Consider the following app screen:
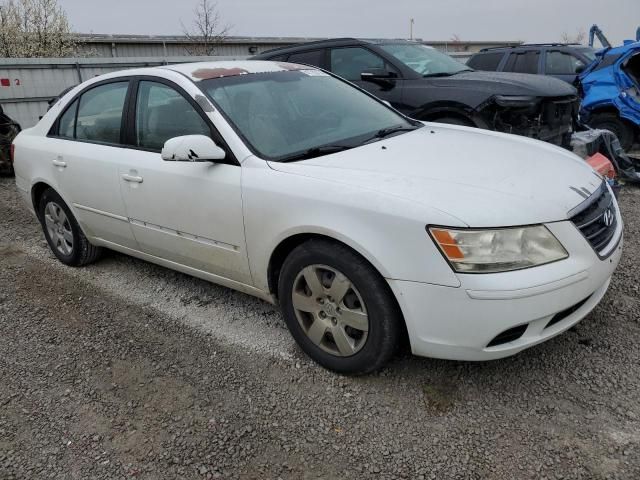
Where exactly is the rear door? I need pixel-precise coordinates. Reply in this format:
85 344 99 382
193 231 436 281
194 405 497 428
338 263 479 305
117 78 251 284
502 50 542 74
47 80 138 249
328 47 403 106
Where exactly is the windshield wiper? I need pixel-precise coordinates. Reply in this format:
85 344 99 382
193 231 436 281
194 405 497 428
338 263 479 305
278 144 354 163
362 125 419 145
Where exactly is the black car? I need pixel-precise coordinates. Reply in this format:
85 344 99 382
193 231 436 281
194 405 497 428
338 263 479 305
467 43 598 84
254 38 579 148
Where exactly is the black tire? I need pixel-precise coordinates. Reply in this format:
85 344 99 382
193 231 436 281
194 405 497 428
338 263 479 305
431 116 475 127
38 188 102 267
588 112 636 151
278 239 403 375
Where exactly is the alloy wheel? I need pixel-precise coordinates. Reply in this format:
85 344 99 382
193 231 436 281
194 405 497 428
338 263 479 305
291 264 369 357
44 201 73 256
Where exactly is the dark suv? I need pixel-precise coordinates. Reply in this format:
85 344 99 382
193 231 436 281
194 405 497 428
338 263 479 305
254 38 579 148
467 44 598 84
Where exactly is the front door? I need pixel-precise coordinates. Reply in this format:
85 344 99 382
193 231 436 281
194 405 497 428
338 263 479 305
118 79 251 284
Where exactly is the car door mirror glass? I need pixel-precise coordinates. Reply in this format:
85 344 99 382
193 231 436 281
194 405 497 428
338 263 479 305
161 135 226 162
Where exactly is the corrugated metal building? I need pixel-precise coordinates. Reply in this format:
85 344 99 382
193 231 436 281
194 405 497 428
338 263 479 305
74 34 521 58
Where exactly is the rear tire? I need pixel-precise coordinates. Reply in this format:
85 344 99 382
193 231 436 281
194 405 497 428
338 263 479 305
38 188 102 267
278 239 403 375
588 112 636 151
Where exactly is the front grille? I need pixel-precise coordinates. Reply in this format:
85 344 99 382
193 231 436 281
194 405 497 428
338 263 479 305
487 324 528 348
569 183 618 255
544 295 592 329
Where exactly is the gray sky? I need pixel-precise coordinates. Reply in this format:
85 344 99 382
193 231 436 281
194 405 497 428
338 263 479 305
58 0 639 45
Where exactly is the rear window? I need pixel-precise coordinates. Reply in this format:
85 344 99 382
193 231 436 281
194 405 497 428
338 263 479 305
467 52 504 71
504 51 540 74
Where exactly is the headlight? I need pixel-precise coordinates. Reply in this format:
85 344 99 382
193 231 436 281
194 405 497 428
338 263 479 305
428 225 568 273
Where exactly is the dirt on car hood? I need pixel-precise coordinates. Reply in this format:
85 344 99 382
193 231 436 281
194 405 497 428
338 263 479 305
268 124 603 227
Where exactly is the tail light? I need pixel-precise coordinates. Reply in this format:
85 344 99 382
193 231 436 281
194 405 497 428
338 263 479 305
10 143 15 164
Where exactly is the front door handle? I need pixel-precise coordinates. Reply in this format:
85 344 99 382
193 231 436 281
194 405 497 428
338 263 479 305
122 174 144 183
52 159 67 168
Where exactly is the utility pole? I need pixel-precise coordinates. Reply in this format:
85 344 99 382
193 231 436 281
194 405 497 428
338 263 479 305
409 18 415 40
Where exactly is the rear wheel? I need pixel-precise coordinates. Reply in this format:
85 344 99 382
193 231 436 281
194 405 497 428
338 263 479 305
588 112 636 151
38 188 102 266
278 239 403 375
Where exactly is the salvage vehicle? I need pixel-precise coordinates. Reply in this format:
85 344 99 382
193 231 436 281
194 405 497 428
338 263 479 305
578 40 640 151
0 105 21 176
467 43 597 84
254 39 579 149
13 61 623 374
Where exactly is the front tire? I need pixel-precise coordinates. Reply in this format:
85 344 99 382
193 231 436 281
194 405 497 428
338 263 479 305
38 188 102 266
278 239 403 375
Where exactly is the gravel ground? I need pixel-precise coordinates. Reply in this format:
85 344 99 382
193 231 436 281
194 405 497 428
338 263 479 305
1 176 639 480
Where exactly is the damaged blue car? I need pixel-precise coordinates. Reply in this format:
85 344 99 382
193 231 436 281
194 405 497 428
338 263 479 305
579 40 640 151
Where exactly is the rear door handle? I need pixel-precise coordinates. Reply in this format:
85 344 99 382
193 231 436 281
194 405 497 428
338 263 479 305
122 174 143 183
52 159 66 168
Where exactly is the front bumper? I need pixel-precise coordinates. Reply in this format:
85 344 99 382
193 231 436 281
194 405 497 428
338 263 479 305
389 216 623 361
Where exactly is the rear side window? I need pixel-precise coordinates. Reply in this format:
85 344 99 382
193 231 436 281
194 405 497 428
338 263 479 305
75 82 129 144
545 51 585 75
504 51 540 74
135 81 210 151
57 99 78 138
467 52 504 71
330 47 385 81
287 50 325 68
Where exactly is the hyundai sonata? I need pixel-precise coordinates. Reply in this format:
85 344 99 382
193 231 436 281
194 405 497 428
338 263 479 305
13 61 623 374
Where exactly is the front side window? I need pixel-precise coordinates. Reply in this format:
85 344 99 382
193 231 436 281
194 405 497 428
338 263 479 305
135 81 210 151
330 47 385 81
75 82 128 144
380 44 471 77
545 51 586 75
504 51 540 74
200 70 419 161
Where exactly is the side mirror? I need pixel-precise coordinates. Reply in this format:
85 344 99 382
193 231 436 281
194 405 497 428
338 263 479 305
575 65 586 74
360 68 395 82
161 135 226 162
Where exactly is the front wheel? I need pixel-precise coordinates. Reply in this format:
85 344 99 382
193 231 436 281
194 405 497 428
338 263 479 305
588 112 636 151
278 239 403 375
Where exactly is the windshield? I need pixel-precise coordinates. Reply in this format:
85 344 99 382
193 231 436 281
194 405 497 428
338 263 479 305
199 70 418 161
380 44 471 76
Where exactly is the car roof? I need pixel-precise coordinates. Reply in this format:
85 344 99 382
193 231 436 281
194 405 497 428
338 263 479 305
160 60 315 81
254 38 417 57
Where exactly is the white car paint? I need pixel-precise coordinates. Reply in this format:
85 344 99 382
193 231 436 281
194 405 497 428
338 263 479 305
13 61 623 362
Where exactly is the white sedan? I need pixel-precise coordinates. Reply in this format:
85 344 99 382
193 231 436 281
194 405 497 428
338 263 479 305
13 61 623 374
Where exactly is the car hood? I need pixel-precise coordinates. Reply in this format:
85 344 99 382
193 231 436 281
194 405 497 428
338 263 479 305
427 70 577 98
267 125 602 227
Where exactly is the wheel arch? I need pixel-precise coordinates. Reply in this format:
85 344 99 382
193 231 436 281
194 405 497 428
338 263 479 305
415 102 478 125
267 231 389 301
31 181 54 219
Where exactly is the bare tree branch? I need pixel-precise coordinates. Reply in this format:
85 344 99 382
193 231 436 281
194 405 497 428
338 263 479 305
560 28 587 44
181 0 230 56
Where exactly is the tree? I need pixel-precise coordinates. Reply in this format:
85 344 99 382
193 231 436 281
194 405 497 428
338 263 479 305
0 0 76 57
182 0 230 56
560 28 587 44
